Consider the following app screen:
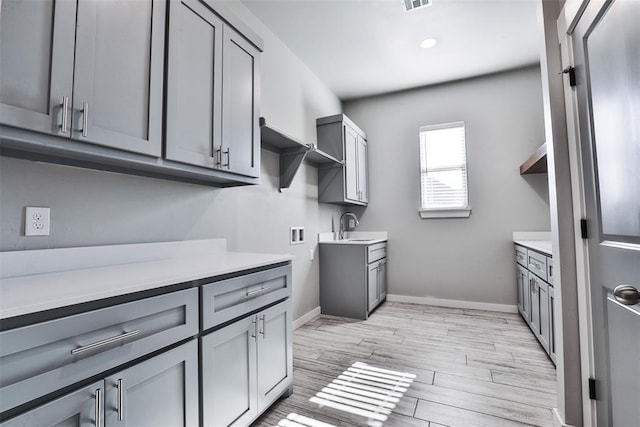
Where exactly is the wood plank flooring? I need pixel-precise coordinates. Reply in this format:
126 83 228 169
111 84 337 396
252 301 556 427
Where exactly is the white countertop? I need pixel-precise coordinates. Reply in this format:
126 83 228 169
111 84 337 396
0 240 292 320
318 231 388 245
514 240 552 256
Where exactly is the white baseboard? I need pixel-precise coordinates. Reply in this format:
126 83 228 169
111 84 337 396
552 408 575 427
293 306 321 330
386 294 518 313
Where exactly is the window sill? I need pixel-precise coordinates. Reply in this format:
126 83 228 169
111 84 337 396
419 207 471 219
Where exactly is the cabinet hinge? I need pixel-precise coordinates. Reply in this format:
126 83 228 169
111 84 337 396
580 219 589 239
588 378 597 400
561 66 577 87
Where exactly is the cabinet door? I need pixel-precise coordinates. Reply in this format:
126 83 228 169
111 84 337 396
367 263 379 312
165 0 223 169
357 135 368 203
104 340 198 427
344 124 360 202
0 0 75 136
256 301 292 412
0 381 103 427
521 266 531 322
529 273 540 336
548 285 556 361
378 259 387 301
538 280 550 353
201 316 257 427
222 26 261 178
72 0 165 156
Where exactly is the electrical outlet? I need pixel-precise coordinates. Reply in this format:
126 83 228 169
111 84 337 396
25 207 50 236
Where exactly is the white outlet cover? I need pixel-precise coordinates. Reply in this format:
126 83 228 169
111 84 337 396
25 207 50 236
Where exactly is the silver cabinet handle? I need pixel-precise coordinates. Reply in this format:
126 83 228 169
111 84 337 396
251 317 257 339
223 148 230 168
613 284 640 306
215 148 222 168
117 379 124 421
71 330 140 355
95 388 102 427
246 286 271 297
549 266 553 277
259 314 266 338
61 97 69 133
81 102 89 137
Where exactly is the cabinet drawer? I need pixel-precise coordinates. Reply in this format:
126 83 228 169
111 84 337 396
0 288 198 414
202 265 291 330
527 250 547 281
515 245 527 267
547 256 554 285
367 243 387 263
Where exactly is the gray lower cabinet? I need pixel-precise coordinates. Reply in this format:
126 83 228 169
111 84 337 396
320 242 387 320
515 244 555 363
317 114 368 206
166 0 260 178
1 341 198 427
0 0 165 156
0 381 104 427
201 299 292 427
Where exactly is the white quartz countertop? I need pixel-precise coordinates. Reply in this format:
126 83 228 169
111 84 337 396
0 240 292 320
514 240 552 256
318 231 388 245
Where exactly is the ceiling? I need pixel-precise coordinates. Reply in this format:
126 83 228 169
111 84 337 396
241 0 542 100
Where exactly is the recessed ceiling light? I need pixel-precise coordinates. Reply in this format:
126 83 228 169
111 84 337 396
420 38 438 49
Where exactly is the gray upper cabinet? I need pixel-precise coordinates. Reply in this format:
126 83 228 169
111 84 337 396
0 0 76 137
166 1 260 178
0 0 165 156
72 0 165 156
165 0 223 169
0 381 103 427
222 26 261 178
317 114 369 206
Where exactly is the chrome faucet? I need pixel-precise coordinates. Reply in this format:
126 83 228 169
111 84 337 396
338 212 359 240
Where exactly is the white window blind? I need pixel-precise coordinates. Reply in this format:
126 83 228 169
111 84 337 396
419 122 470 218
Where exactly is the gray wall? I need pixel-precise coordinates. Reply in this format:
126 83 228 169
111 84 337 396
0 1 343 321
344 65 550 306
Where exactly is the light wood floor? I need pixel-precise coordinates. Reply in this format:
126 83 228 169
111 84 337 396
252 301 557 427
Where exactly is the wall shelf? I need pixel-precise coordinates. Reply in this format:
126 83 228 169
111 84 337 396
260 117 342 191
520 143 548 174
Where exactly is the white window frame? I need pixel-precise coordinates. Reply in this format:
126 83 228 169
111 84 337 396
418 121 471 219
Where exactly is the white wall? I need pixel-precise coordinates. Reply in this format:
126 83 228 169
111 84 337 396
0 0 343 321
344 65 550 306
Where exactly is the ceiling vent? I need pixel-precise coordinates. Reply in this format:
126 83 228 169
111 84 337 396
402 0 432 12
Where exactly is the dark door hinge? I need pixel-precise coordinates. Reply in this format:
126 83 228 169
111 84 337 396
588 378 597 400
580 219 589 239
561 66 577 87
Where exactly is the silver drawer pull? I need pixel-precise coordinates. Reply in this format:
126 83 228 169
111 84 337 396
61 96 69 133
71 330 140 355
117 378 124 421
246 286 271 297
259 314 266 338
81 101 89 137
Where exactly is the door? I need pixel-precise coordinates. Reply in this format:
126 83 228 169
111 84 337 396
378 259 387 301
572 0 640 425
0 0 76 136
256 301 292 411
201 315 257 427
165 0 223 169
344 124 360 202
529 272 540 336
538 280 550 353
367 262 379 312
0 381 103 427
357 135 368 203
72 0 165 156
222 26 261 178
104 341 198 427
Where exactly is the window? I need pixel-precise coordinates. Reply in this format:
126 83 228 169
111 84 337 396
419 122 470 218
